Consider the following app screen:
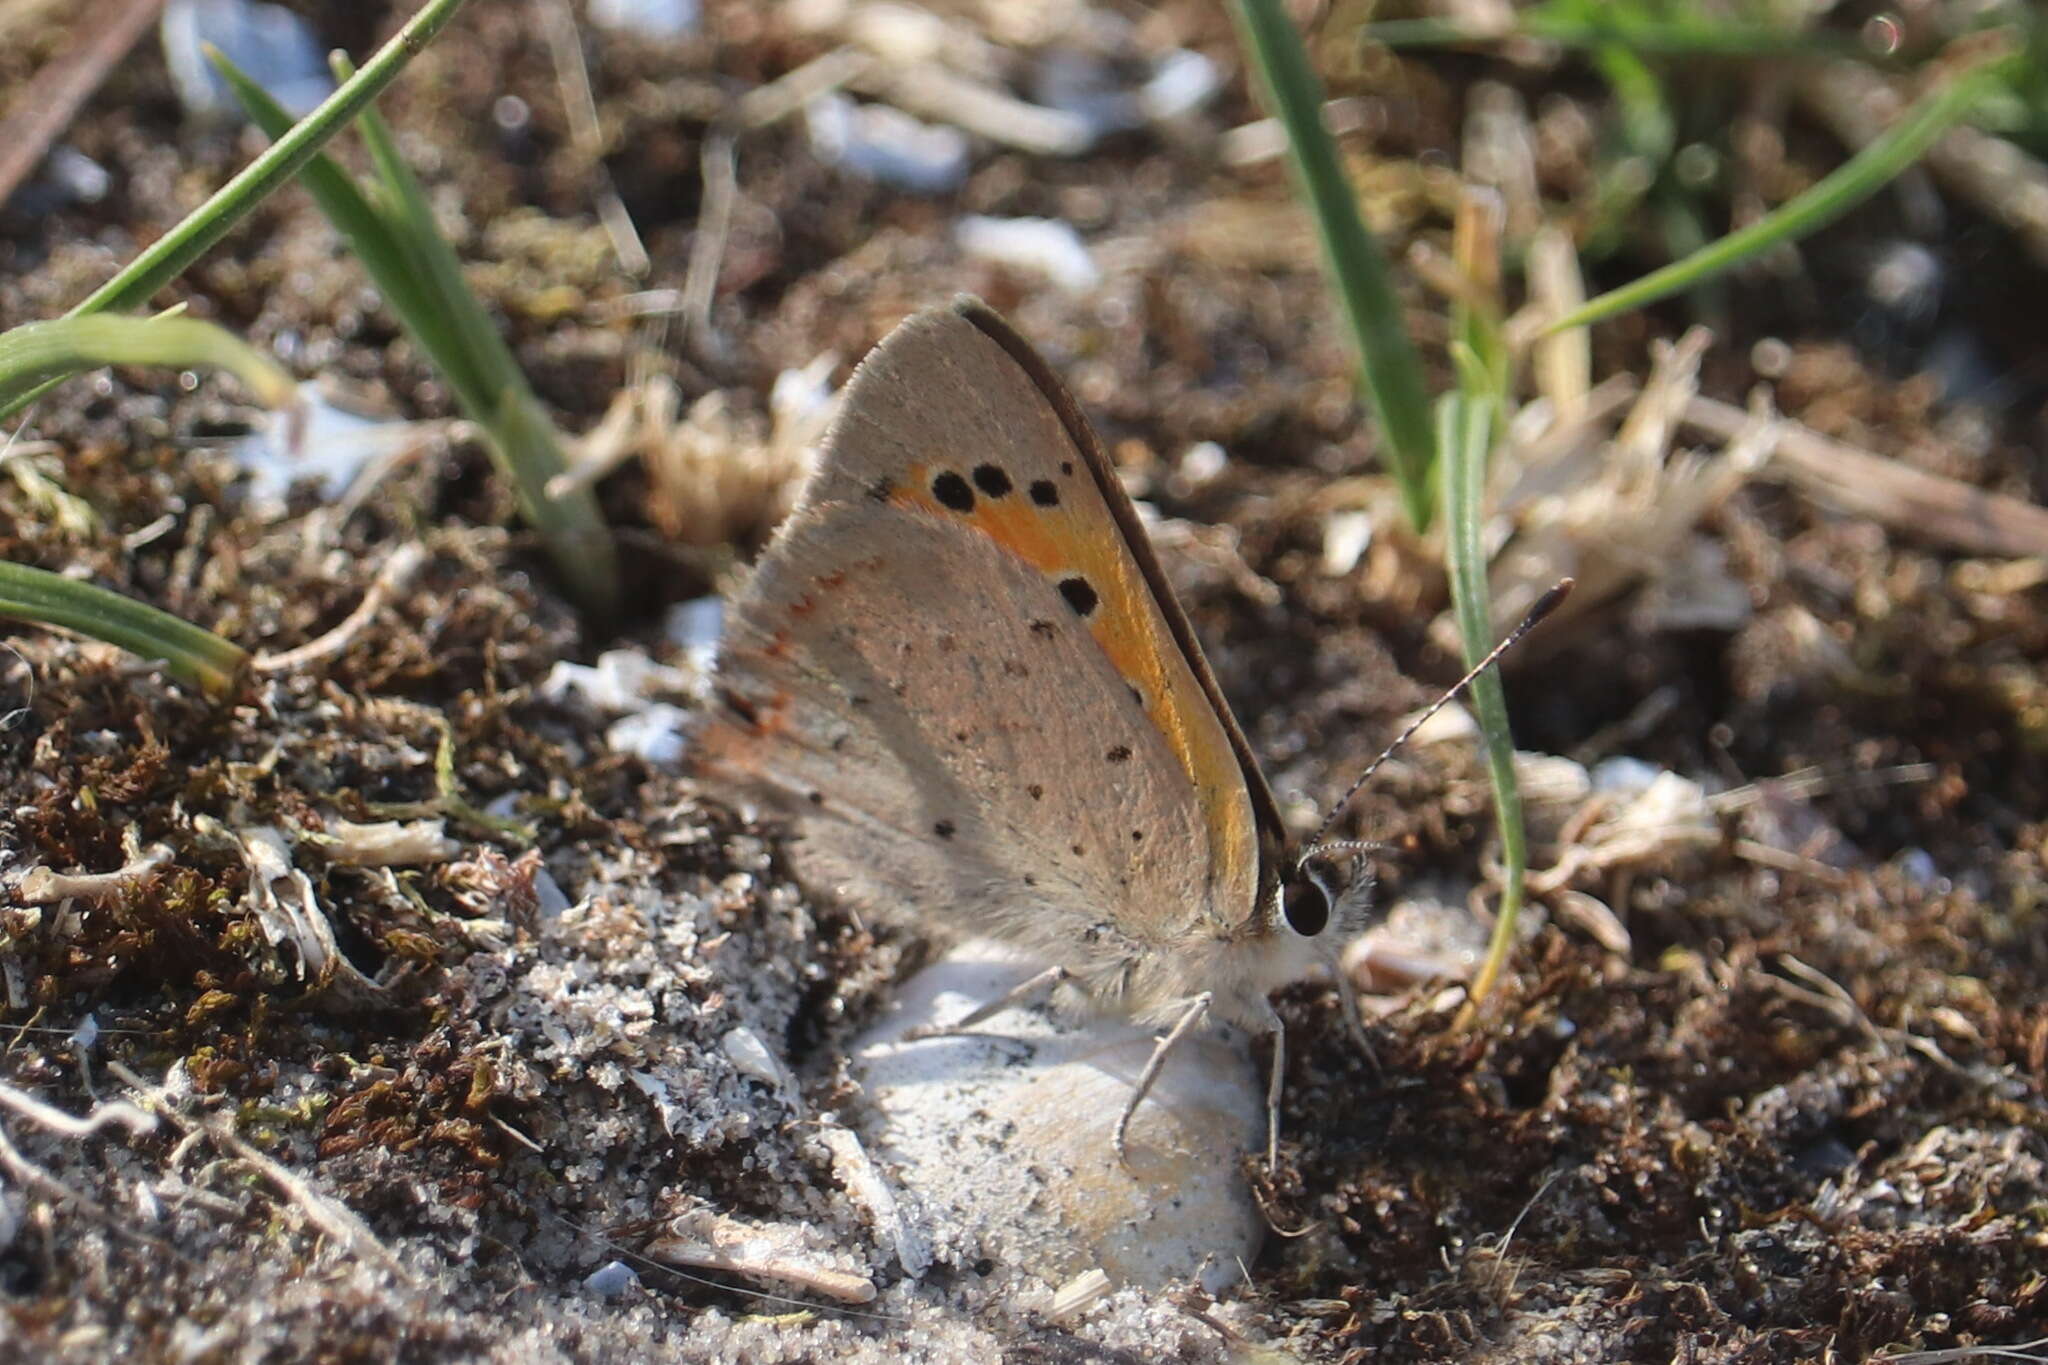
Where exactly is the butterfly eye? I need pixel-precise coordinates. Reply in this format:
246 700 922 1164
1282 876 1330 937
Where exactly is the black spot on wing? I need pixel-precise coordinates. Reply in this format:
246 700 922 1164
932 471 974 511
972 464 1013 497
1106 745 1132 763
1058 576 1099 617
1029 479 1059 507
934 820 956 839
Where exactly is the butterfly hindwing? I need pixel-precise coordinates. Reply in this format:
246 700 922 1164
696 302 1280 1007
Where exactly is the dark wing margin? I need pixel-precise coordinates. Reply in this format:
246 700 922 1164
951 296 1292 905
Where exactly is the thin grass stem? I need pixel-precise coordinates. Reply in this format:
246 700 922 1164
0 315 296 411
1436 386 1530 1017
0 0 475 425
1551 50 2018 333
1231 0 1438 528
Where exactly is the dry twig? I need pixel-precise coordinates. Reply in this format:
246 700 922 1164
0 0 164 208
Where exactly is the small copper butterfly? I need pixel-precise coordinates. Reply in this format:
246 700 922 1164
695 297 1561 1161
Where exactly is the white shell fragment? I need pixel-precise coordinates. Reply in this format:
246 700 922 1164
319 818 458 869
231 387 420 507
851 942 1264 1295
720 1026 798 1100
605 705 692 766
542 651 695 714
816 1125 931 1278
581 1260 640 1298
541 650 699 765
954 216 1101 294
646 1209 878 1304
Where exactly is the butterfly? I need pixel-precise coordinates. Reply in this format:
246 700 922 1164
693 297 1561 1163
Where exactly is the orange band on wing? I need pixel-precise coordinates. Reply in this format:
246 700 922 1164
889 464 1254 894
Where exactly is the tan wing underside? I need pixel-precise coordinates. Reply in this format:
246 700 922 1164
695 308 1261 972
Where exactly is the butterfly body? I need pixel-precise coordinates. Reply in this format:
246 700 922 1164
696 299 1372 1153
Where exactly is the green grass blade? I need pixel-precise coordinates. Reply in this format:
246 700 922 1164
1368 10 1859 60
1436 389 1530 1013
0 0 475 425
1230 0 1438 529
215 47 619 613
345 64 519 421
209 52 454 346
1450 195 1511 413
68 0 470 323
1552 50 2018 333
343 59 619 614
0 314 296 410
0 561 247 698
481 382 622 614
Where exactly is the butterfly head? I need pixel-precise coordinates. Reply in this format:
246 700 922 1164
1201 839 1382 1032
1274 839 1383 944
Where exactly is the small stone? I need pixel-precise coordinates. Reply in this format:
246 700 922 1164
665 597 725 672
231 387 412 508
807 93 971 196
1591 755 1662 795
607 704 691 766
44 148 110 206
851 941 1264 1295
582 1259 639 1297
1141 50 1222 123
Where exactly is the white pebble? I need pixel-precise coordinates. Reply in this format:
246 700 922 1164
606 704 691 767
161 0 333 122
1320 510 1374 576
582 1260 640 1297
851 941 1263 1294
665 597 726 671
1178 441 1228 488
1590 755 1663 795
587 0 698 40
1142 50 1222 123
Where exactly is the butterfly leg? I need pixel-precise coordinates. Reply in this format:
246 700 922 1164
1333 956 1379 1075
1112 992 1212 1166
907 964 1071 1041
1259 999 1286 1170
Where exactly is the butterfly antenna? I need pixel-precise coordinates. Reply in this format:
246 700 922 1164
1305 578 1574 851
